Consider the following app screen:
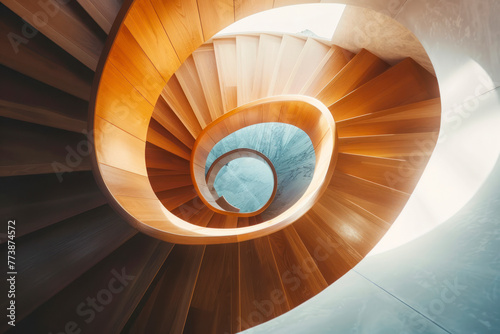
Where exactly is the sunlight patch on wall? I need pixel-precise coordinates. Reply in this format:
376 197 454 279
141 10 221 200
216 4 346 40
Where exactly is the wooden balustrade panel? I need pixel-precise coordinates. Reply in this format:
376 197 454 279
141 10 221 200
198 0 235 40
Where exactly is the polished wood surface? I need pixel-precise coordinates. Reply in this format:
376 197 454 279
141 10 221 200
126 244 205 333
0 171 106 240
183 243 239 334
269 35 306 95
239 237 290 331
301 46 353 96
192 45 225 120
284 38 331 94
336 98 441 136
329 58 440 121
214 38 238 112
0 205 137 330
162 75 203 137
76 0 122 33
0 65 88 132
0 117 92 176
13 234 172 334
147 118 192 160
269 226 328 308
175 55 213 127
152 96 196 149
316 48 389 107
251 34 282 100
236 35 259 106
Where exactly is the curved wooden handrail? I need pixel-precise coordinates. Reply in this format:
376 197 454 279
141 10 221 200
205 148 278 216
191 95 335 218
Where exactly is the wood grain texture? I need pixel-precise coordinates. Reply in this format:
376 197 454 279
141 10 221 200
171 197 207 221
269 226 328 308
239 237 290 331
150 0 204 63
152 96 196 149
316 48 389 107
0 117 91 176
149 174 193 193
251 34 282 100
2 0 106 70
335 153 421 193
236 35 259 106
0 5 94 100
198 0 234 40
108 24 166 105
147 118 192 160
0 205 137 331
214 38 238 112
175 55 213 128
145 142 191 171
273 0 320 7
336 98 441 137
96 61 153 141
293 211 363 284
99 163 158 199
0 65 88 132
157 185 199 211
268 35 306 95
0 171 106 240
95 116 147 176
123 0 181 82
283 38 331 94
183 243 239 334
328 171 410 222
12 234 172 334
207 213 239 228
192 45 225 121
235 0 273 20
76 0 122 33
126 244 205 334
311 187 391 256
329 57 440 121
162 75 203 138
188 205 216 227
300 46 353 96
338 132 438 159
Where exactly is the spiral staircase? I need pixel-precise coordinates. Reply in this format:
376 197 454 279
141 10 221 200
1 1 442 333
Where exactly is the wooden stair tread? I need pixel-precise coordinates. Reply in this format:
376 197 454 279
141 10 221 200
126 244 205 333
316 48 389 107
13 234 173 333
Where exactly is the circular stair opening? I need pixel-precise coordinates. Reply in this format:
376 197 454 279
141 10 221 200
213 157 274 213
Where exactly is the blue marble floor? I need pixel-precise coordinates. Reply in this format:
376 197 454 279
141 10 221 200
206 122 316 218
213 157 274 213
